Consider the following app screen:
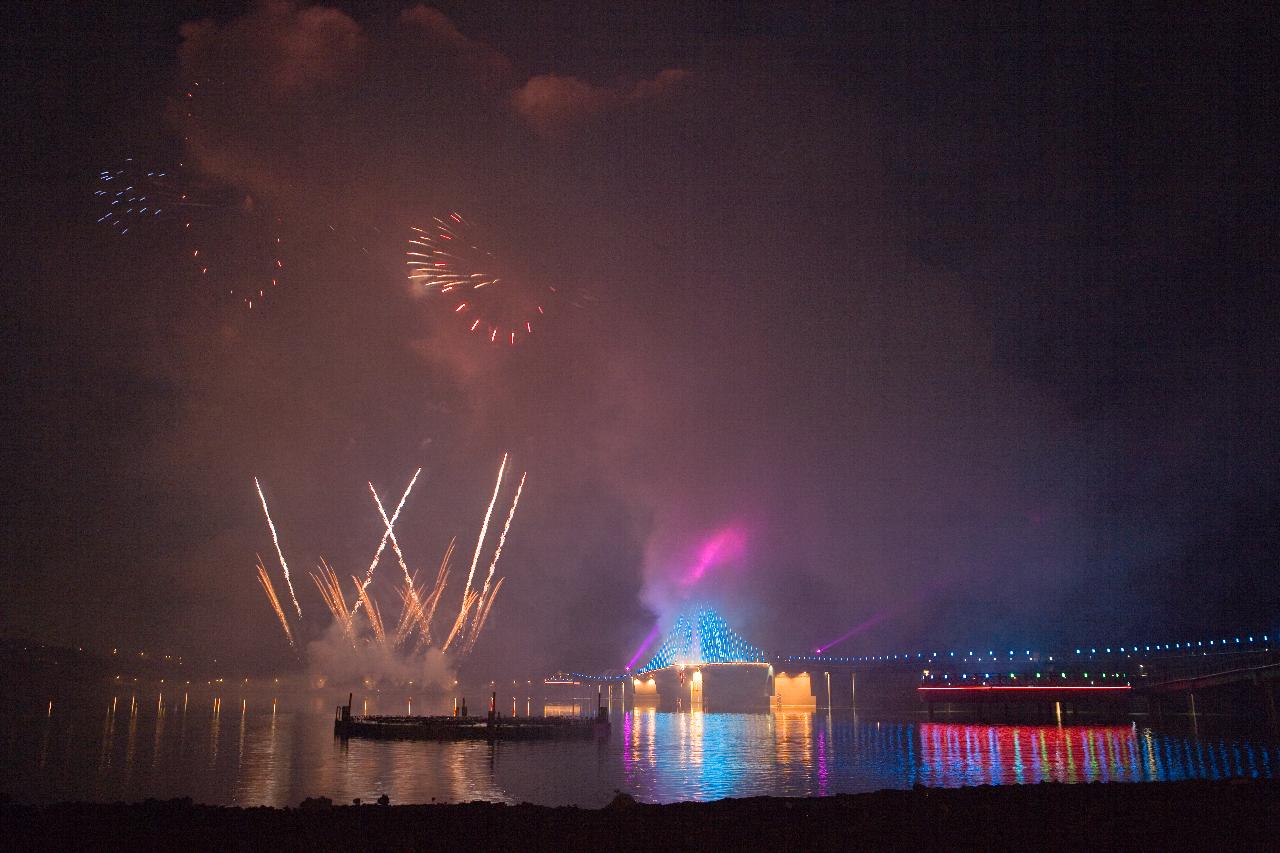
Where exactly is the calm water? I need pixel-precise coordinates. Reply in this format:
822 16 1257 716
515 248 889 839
3 688 1276 807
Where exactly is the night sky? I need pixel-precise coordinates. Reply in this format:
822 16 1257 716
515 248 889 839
5 2 1278 678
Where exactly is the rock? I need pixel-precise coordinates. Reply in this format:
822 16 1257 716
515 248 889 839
605 791 637 810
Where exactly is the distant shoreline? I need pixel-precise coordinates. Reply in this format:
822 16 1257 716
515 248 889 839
3 780 1278 851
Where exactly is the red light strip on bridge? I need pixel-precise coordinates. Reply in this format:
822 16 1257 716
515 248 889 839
917 685 1131 692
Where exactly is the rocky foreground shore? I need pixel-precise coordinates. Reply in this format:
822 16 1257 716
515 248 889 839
3 780 1278 851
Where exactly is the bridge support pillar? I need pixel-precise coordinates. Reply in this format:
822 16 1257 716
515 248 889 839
1263 681 1277 729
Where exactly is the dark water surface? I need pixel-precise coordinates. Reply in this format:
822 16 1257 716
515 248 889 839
3 687 1276 807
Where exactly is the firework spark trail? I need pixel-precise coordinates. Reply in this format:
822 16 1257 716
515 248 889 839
353 575 388 650
394 574 424 647
472 470 526 635
442 591 480 652
369 482 417 588
393 569 433 647
95 159 287 310
458 454 507 621
311 558 354 642
465 577 505 654
369 480 424 643
255 478 302 618
256 558 295 649
415 538 455 651
405 216 557 345
352 468 421 616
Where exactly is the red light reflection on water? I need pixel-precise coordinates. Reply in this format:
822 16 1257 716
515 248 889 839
918 724 1144 786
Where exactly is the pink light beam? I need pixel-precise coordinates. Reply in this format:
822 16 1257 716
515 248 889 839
678 525 747 588
625 621 663 671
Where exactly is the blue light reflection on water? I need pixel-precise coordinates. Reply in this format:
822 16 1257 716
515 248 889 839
2 691 1276 807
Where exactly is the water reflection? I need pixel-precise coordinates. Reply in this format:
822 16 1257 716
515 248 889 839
151 694 165 768
97 698 115 771
208 697 221 769
5 690 1276 808
233 700 291 806
123 695 138 776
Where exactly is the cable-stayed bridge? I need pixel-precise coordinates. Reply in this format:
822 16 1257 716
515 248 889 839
552 608 1280 723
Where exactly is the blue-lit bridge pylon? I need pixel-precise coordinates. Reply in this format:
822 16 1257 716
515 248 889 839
635 607 768 673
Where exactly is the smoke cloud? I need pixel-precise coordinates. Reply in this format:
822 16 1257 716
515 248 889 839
306 623 456 690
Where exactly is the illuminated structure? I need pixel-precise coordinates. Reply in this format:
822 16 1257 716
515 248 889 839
561 625 1277 713
636 607 766 673
625 608 775 710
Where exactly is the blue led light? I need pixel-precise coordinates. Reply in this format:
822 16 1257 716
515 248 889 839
635 607 766 673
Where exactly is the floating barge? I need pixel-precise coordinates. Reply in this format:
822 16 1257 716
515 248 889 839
334 697 609 742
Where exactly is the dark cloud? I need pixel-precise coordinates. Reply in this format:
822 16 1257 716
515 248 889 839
397 5 514 91
179 2 366 96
